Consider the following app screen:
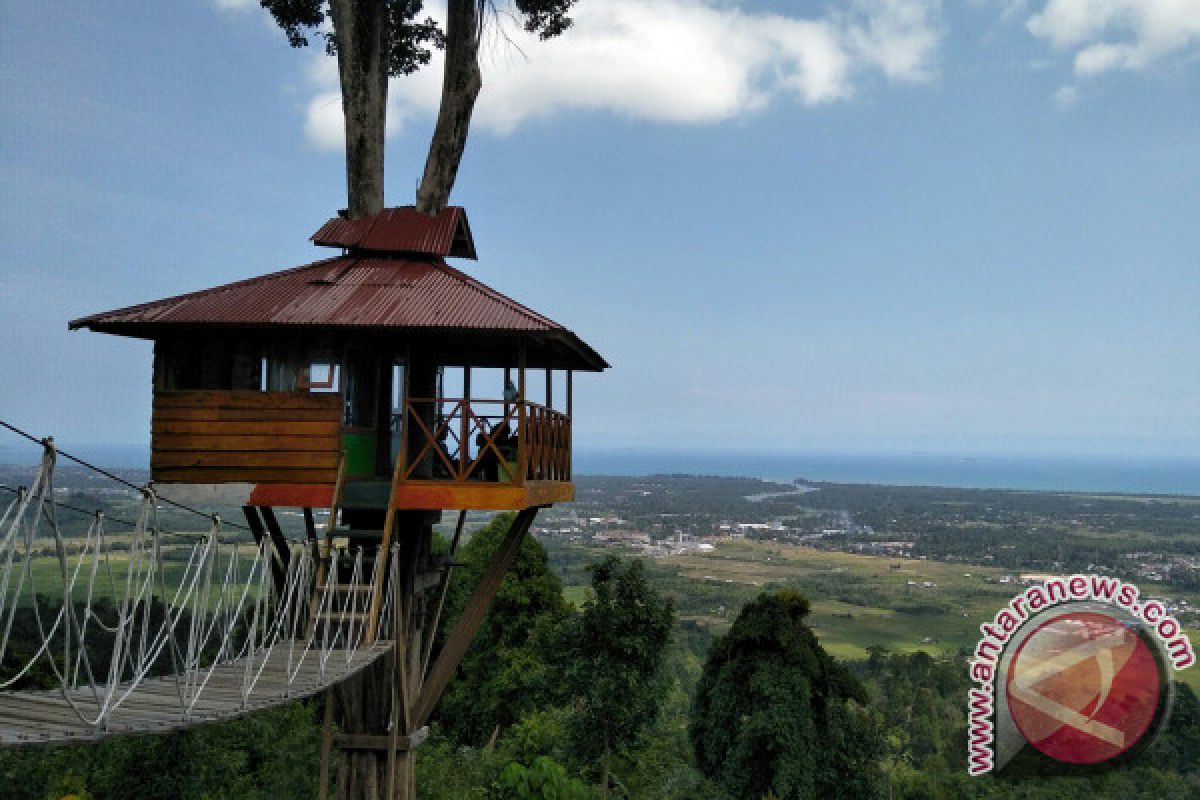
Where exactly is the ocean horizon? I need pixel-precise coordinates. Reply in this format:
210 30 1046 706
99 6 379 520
575 449 1200 496
2 441 1196 497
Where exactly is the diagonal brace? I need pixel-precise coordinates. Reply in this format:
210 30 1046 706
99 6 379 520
413 507 538 728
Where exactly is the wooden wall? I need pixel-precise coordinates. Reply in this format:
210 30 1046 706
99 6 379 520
151 390 341 484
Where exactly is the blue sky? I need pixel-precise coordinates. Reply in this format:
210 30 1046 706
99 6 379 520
1 0 1198 461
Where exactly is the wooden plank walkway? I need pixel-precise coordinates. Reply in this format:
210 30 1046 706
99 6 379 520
0 641 393 747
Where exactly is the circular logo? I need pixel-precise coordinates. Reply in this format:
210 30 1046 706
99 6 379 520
1005 611 1162 764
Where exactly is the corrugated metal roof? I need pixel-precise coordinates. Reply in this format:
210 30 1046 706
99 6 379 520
311 206 476 259
69 256 607 370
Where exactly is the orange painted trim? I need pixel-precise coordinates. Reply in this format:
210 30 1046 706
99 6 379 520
248 483 336 508
389 480 574 511
524 481 574 506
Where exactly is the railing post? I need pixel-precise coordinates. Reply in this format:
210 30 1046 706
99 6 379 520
517 345 527 486
461 367 470 481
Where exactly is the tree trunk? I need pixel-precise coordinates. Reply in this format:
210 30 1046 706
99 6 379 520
415 0 483 215
331 0 389 219
601 745 610 800
332 513 432 800
333 649 397 799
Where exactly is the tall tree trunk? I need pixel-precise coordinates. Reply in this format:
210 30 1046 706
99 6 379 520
331 0 389 219
601 744 610 800
415 0 483 215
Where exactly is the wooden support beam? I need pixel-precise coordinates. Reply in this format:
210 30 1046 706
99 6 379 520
420 510 467 682
260 506 293 586
242 506 286 596
309 456 346 639
335 729 428 752
366 444 408 641
413 507 538 728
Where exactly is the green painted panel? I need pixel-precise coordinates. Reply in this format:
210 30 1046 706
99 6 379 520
342 433 376 478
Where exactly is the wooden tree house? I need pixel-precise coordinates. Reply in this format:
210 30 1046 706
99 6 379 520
70 206 607 798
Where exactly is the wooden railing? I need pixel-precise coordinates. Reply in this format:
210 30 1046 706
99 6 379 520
151 390 342 484
400 398 571 485
524 402 571 482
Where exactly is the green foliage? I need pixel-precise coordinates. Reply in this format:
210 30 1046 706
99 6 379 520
435 513 572 744
260 0 444 76
553 556 676 789
690 589 885 800
415 715 594 800
0 701 320 800
260 0 578 76
497 757 590 800
861 649 1200 800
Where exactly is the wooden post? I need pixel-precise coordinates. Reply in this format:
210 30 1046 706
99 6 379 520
318 688 335 800
385 542 410 800
260 506 293 590
309 455 346 638
461 366 470 480
566 370 573 481
503 366 511 418
545 368 552 410
398 347 411 480
517 344 527 486
242 506 287 596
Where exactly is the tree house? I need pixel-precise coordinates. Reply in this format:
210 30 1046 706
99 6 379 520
70 206 605 511
69 206 607 797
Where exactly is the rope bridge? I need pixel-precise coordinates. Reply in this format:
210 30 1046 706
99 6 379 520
0 440 395 746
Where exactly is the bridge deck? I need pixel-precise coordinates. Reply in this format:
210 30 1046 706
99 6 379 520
0 641 393 747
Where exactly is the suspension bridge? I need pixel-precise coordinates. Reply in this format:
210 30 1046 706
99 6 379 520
0 434 398 746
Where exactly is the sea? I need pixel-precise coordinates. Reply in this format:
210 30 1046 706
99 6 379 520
1 442 1197 497
575 449 1200 497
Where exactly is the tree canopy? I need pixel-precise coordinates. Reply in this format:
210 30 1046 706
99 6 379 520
553 555 676 796
261 0 445 76
690 589 885 800
434 513 572 745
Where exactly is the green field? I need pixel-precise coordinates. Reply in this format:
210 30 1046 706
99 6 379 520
571 540 1200 691
10 544 266 611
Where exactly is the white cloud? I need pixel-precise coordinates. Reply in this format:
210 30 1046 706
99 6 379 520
1025 0 1200 77
212 0 255 9
1053 83 1079 106
844 0 944 83
302 0 943 149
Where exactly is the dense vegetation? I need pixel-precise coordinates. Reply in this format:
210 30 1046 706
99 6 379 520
691 590 883 799
1 513 1197 798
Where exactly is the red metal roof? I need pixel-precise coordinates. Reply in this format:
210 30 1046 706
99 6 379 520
69 256 607 370
311 206 476 259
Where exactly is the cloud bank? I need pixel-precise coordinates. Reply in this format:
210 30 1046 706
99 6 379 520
1025 0 1200 77
302 0 944 149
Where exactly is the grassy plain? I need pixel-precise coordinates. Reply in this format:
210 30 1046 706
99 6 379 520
13 543 266 611
565 539 1200 691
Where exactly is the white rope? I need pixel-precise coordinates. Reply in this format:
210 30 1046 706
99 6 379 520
0 440 396 736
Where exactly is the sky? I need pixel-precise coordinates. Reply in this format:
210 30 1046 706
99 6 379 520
1 0 1198 462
